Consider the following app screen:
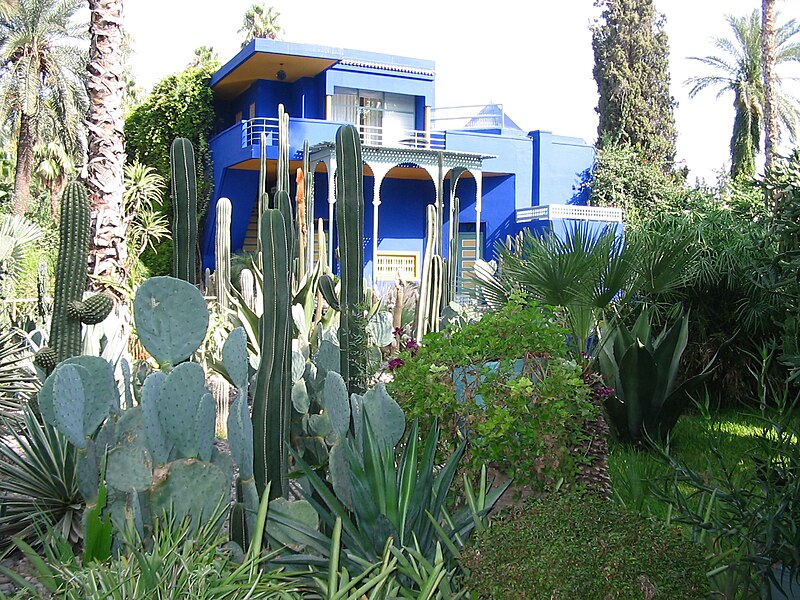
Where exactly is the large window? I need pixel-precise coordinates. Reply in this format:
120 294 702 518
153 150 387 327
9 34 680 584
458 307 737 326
331 88 415 145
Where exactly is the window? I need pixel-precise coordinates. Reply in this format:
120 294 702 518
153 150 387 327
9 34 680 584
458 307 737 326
330 87 416 145
376 251 420 281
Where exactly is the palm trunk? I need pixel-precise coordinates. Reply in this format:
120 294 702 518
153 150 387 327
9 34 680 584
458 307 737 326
85 0 127 295
762 0 778 173
11 113 35 216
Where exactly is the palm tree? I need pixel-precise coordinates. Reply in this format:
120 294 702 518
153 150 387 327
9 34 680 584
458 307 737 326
239 4 281 48
85 0 127 294
0 0 86 216
34 139 75 220
762 0 778 170
686 10 800 179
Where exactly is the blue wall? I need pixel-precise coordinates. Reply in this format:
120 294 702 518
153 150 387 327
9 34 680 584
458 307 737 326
531 131 594 206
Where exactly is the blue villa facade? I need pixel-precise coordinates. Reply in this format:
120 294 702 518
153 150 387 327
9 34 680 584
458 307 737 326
203 39 622 288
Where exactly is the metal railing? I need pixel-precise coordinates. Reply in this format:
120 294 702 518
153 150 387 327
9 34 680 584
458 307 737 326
241 117 445 150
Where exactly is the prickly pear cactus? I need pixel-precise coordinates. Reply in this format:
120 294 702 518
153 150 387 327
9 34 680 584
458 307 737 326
39 277 255 541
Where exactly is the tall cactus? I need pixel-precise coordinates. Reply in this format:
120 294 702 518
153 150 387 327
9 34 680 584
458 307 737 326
37 182 112 370
215 197 232 312
447 196 460 303
252 209 291 500
416 204 444 340
170 138 198 284
335 124 367 395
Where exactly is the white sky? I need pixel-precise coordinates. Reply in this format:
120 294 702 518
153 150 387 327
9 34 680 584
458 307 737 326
125 0 800 183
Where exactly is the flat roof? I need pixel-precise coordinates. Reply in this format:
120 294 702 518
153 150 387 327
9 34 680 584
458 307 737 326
212 39 435 100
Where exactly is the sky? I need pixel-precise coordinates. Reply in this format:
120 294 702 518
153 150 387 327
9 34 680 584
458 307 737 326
124 0 800 183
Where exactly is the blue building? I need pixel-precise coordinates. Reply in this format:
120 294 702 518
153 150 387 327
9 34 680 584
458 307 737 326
203 39 621 288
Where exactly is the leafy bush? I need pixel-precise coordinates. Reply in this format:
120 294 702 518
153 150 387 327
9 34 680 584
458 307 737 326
462 492 709 599
389 300 597 490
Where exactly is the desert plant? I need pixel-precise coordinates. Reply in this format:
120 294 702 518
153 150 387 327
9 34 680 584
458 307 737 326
0 404 81 552
463 492 709 599
598 307 716 444
0 327 40 420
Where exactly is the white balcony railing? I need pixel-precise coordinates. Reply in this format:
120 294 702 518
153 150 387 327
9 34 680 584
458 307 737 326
242 117 445 150
516 204 624 224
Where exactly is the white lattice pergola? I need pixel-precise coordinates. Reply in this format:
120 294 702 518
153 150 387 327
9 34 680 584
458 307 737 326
307 142 492 283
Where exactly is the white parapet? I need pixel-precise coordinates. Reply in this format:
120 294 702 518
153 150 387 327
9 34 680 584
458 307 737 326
516 204 624 224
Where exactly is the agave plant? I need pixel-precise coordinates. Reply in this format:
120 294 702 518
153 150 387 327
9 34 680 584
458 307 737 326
270 417 508 575
0 404 82 552
597 307 715 443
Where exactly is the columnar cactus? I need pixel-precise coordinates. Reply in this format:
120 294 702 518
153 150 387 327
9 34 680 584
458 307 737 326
37 182 113 370
215 197 232 312
252 209 292 500
416 203 444 340
170 138 198 284
335 124 367 395
447 196 460 302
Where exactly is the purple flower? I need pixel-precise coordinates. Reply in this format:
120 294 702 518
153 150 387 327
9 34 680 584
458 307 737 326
593 386 615 399
388 357 404 370
405 339 419 356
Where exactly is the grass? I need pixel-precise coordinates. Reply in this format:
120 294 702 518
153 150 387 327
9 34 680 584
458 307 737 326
608 408 788 519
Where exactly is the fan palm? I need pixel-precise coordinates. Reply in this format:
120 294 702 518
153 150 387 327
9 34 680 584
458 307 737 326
0 328 39 421
239 4 281 48
0 0 87 216
473 222 695 353
34 139 75 220
685 10 800 179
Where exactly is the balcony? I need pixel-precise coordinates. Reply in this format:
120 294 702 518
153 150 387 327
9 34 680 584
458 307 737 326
241 117 445 151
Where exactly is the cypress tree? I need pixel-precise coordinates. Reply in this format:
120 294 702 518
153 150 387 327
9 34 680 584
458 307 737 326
592 0 677 166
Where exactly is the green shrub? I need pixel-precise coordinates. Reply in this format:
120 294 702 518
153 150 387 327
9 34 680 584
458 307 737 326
462 492 709 599
388 300 597 490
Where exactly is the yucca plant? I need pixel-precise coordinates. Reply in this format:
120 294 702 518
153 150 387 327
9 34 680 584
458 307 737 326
0 404 82 553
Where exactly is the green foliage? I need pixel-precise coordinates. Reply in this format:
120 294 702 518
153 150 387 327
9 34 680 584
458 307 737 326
462 492 709 599
598 308 715 444
761 149 800 379
654 410 800 597
6 509 302 599
685 11 800 180
124 61 217 276
0 404 81 552
588 140 687 218
592 0 677 165
0 328 39 419
389 300 598 489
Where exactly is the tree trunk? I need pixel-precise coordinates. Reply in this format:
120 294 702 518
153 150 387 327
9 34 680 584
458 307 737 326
85 0 127 296
762 0 778 172
11 113 35 216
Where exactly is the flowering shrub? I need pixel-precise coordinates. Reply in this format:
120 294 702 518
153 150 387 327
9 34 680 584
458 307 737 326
388 300 598 490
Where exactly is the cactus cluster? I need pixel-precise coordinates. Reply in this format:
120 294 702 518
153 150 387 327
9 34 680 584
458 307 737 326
415 203 445 340
39 276 253 540
170 138 198 284
36 182 113 371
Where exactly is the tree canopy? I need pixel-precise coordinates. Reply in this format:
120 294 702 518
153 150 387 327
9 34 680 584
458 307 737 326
592 0 677 166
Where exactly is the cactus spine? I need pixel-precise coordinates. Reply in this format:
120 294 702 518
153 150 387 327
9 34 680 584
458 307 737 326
335 124 367 395
170 138 198 284
43 182 112 366
215 197 232 312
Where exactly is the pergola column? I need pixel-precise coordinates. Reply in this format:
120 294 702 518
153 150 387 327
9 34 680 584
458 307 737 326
369 164 391 285
468 168 484 261
325 157 336 271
